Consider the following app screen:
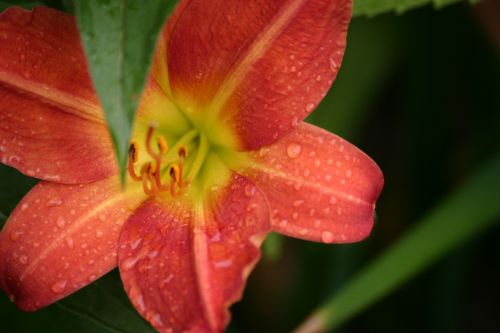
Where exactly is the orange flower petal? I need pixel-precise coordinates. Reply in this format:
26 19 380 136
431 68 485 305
244 123 383 243
0 7 115 183
0 87 116 183
0 177 144 310
0 7 102 122
118 174 270 333
167 0 351 149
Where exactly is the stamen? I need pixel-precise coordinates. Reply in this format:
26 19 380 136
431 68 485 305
157 135 168 154
140 162 156 195
129 127 202 197
128 142 141 181
169 166 180 197
146 124 160 159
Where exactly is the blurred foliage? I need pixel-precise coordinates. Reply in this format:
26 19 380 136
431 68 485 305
353 0 481 16
1 1 499 333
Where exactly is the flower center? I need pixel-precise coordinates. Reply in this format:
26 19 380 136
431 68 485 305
127 124 209 197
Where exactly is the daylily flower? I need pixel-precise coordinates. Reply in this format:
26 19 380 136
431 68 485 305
0 1 383 332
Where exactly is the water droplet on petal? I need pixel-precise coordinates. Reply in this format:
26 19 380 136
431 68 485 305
46 197 63 207
330 57 338 71
121 257 139 271
306 103 315 112
10 231 23 241
329 196 337 205
322 231 334 243
214 259 233 269
19 255 28 264
20 203 29 211
244 184 256 197
287 143 302 158
293 200 304 207
51 280 67 293
56 217 66 228
65 237 74 249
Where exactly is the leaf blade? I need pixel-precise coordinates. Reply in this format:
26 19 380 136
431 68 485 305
73 0 176 182
353 0 480 17
294 153 500 333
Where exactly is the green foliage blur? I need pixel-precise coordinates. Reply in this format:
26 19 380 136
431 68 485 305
1 1 499 332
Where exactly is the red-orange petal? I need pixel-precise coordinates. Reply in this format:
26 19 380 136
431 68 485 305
118 174 270 333
0 7 101 121
0 7 115 183
244 123 383 243
168 0 351 149
0 88 117 183
0 177 144 310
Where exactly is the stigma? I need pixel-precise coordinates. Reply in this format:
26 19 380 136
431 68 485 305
128 125 189 197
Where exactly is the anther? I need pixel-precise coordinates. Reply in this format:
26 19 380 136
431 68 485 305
157 136 168 154
169 166 180 197
128 142 141 181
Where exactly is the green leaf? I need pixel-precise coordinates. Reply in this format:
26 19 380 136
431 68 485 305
293 153 500 333
73 0 176 182
353 0 481 17
1 271 154 333
57 271 155 333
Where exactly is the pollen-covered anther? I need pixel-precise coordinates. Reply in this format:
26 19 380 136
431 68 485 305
128 142 141 181
169 165 181 197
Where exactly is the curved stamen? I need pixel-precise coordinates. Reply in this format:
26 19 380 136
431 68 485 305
169 166 180 197
128 142 142 181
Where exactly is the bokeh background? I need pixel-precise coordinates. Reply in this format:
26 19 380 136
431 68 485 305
1 1 499 332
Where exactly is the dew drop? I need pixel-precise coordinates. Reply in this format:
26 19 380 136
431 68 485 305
56 217 66 228
321 231 334 243
46 197 63 207
293 200 304 207
330 57 338 71
325 174 332 181
96 230 103 237
10 230 23 241
292 212 299 220
287 143 302 158
306 103 315 112
121 257 139 271
329 196 337 205
19 255 28 264
244 184 256 197
214 259 233 269
20 203 29 211
51 280 67 293
65 237 74 249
